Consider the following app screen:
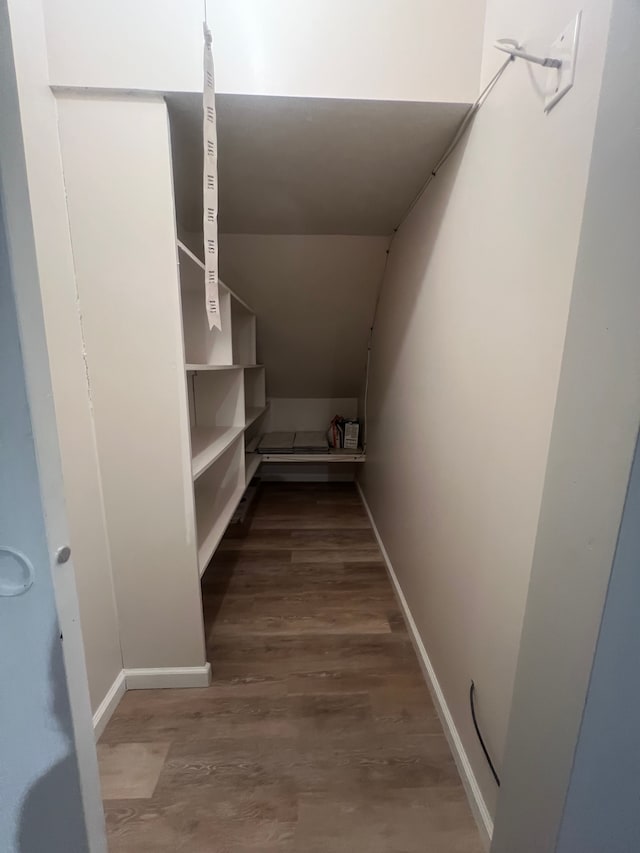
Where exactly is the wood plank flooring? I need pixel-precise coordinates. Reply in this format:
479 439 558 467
99 483 483 852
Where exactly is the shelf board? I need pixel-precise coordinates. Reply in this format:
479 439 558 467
177 239 205 271
196 482 245 576
186 364 245 372
245 452 262 485
191 426 243 480
186 363 263 372
245 405 268 429
260 449 366 463
229 289 255 316
176 240 255 314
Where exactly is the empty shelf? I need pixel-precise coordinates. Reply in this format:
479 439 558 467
196 481 245 575
245 405 268 429
191 426 243 480
186 364 244 372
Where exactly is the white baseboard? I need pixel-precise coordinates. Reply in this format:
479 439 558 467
124 662 212 690
356 483 493 849
93 670 126 740
92 664 212 738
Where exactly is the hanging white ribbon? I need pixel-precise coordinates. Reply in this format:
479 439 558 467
203 23 221 330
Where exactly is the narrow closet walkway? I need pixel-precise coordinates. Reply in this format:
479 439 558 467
98 484 482 852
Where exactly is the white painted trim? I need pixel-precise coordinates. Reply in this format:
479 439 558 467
356 482 493 850
92 670 126 740
124 663 212 690
92 664 212 738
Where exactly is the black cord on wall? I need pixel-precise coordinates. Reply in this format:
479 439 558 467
470 681 501 787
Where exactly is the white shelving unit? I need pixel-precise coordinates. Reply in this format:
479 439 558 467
176 223 363 570
245 407 268 429
195 437 245 573
179 244 233 367
260 450 366 463
191 425 244 480
185 363 249 372
177 241 265 576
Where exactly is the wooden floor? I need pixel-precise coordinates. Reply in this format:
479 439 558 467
98 483 483 852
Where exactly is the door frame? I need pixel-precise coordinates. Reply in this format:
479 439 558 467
0 1 107 849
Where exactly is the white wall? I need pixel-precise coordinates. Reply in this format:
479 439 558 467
264 398 358 432
219 235 389 398
43 0 483 103
210 0 484 102
359 0 612 835
4 0 121 718
43 0 205 92
56 93 207 673
493 0 640 846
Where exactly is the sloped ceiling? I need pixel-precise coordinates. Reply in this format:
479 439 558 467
167 93 469 235
168 92 469 398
